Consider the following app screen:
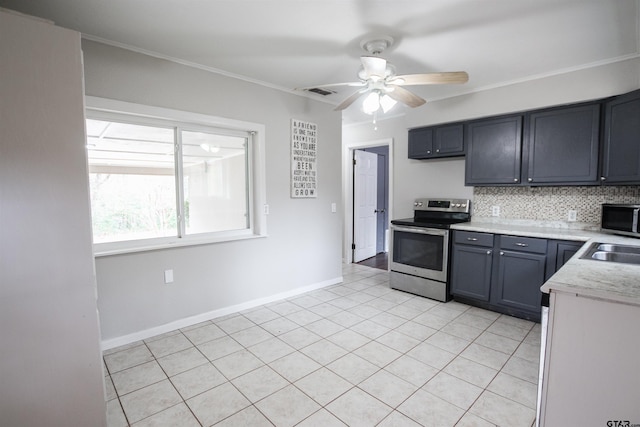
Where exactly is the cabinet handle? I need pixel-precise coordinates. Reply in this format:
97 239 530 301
527 178 533 182
600 176 606 181
500 251 504 256
487 250 492 255
513 178 519 182
515 242 529 247
467 237 478 241
427 150 431 154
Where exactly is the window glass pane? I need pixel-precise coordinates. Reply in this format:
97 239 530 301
86 119 177 243
181 130 248 235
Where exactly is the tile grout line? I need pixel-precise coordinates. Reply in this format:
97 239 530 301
105 265 539 427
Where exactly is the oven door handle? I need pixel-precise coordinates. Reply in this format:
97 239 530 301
391 225 447 236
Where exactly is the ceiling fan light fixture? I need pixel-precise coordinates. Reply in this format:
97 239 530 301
380 94 397 113
299 34 467 113
362 91 380 114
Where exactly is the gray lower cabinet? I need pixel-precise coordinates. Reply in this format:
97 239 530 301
450 232 494 301
493 247 546 313
450 230 584 321
547 240 583 279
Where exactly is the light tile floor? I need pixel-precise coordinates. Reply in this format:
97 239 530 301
104 263 540 427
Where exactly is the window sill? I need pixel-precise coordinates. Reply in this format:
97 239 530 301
94 233 267 257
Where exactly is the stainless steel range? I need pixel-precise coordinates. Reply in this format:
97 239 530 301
390 198 471 302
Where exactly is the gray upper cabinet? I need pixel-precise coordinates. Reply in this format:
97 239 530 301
601 89 640 184
465 115 523 185
408 127 433 158
465 104 601 186
523 103 600 185
408 123 464 159
413 89 638 186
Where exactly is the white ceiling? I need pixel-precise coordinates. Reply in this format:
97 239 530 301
2 0 639 123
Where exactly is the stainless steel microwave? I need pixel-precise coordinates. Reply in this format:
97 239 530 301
601 204 640 237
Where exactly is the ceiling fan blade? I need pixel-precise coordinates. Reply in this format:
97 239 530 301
385 86 426 108
295 81 365 91
361 56 387 79
334 90 366 111
390 71 469 86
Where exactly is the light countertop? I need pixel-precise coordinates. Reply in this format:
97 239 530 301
451 220 601 242
451 220 640 305
542 234 640 305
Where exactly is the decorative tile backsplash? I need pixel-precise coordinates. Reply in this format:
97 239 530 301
473 186 640 224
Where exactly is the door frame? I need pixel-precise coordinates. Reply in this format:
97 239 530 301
342 137 394 265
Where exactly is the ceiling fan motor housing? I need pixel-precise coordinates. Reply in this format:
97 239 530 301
360 36 395 55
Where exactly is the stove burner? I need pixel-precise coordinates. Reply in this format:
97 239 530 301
391 197 471 230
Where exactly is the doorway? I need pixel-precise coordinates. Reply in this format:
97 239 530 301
343 139 392 269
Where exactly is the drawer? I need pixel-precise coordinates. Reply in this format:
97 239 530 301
500 235 547 254
454 230 494 247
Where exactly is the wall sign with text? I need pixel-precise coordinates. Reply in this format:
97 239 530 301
291 119 317 198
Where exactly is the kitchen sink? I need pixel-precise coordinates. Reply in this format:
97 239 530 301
594 243 640 255
580 242 640 265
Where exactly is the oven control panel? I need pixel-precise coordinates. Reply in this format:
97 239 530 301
413 198 471 213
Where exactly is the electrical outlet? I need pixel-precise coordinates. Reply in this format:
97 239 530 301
568 210 577 222
264 204 269 215
491 206 500 217
164 269 174 284
331 202 337 213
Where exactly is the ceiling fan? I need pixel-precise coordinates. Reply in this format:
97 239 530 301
298 36 469 114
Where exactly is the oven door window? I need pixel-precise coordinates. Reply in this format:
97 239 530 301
393 230 444 271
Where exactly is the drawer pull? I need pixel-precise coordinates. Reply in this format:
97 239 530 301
515 243 529 247
487 250 492 255
500 251 504 256
467 237 478 241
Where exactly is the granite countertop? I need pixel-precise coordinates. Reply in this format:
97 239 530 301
451 220 640 305
450 220 602 242
542 234 640 305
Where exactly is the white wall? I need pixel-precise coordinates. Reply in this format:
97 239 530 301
0 10 106 427
344 58 640 221
81 40 344 345
343 119 472 221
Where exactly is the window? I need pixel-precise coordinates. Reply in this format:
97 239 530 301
85 98 266 255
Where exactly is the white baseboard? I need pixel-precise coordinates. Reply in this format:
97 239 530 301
101 276 343 351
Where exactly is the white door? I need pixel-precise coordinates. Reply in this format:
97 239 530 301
353 150 378 262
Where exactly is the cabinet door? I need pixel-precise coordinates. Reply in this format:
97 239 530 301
494 250 546 313
450 244 493 301
408 128 433 159
524 103 600 185
465 115 523 185
555 241 582 270
434 124 464 156
601 89 640 184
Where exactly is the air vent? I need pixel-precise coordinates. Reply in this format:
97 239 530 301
306 88 336 96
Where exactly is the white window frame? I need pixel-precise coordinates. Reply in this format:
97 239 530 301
86 97 267 256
